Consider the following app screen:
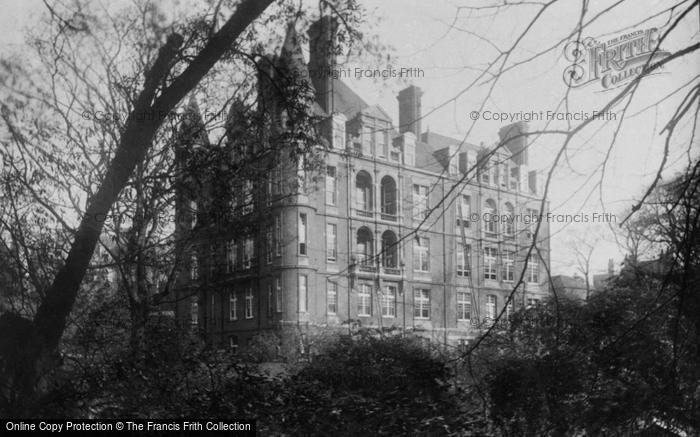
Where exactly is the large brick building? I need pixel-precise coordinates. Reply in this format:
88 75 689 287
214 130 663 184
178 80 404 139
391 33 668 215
174 17 550 352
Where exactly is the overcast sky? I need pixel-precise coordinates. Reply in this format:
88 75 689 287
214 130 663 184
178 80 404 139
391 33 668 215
2 0 698 277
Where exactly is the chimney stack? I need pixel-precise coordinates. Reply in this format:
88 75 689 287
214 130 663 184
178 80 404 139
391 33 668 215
308 16 338 114
499 121 529 166
397 85 423 137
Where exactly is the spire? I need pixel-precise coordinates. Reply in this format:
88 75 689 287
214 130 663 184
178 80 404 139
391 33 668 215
176 95 209 152
277 21 312 90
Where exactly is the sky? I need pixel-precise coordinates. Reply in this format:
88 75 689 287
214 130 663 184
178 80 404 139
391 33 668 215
1 0 698 278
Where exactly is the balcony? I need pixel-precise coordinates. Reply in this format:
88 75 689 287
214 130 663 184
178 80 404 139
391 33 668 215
356 209 373 218
383 267 401 276
380 213 397 222
358 264 377 273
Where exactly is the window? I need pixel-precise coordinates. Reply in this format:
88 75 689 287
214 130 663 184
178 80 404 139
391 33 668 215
209 244 218 276
510 167 519 191
274 215 281 256
480 162 490 185
243 237 254 269
229 336 238 353
326 223 337 262
327 282 338 314
191 300 198 325
457 243 471 277
377 129 388 158
266 225 273 264
484 199 498 235
503 252 514 282
356 227 374 266
501 162 510 188
273 165 282 195
381 231 398 269
211 295 216 320
275 278 282 313
245 288 254 319
527 297 541 308
333 117 345 149
229 291 237 321
265 175 272 207
188 199 198 228
457 290 471 321
456 195 471 228
227 240 237 273
190 254 198 280
296 156 306 193
325 166 337 205
413 237 430 272
413 184 428 220
486 295 497 319
380 176 397 218
355 171 373 213
381 284 397 317
267 284 274 318
505 298 514 318
484 247 497 280
414 289 430 319
358 284 371 316
526 208 539 238
298 213 307 256
298 275 308 313
242 180 254 214
504 202 515 237
527 256 539 283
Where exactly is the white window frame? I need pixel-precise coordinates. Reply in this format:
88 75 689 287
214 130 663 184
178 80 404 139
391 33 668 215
484 247 498 280
326 223 337 262
412 184 429 221
299 213 308 256
245 288 254 319
486 294 497 320
457 290 471 321
528 256 539 284
414 289 430 319
457 242 470 277
229 291 237 321
191 300 198 325
381 284 397 317
413 237 430 272
358 284 371 317
456 194 471 228
325 166 337 205
503 251 514 282
298 275 308 313
327 281 338 315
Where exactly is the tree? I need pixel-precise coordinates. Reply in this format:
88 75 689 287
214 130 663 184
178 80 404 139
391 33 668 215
0 0 276 415
476 164 700 435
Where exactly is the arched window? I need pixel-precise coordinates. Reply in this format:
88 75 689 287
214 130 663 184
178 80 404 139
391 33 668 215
504 202 515 237
355 171 373 215
381 230 398 268
485 199 498 235
356 227 374 266
380 175 397 219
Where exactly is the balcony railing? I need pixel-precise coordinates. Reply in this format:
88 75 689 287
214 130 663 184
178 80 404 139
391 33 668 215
358 264 377 273
380 213 397 222
383 267 401 275
356 209 373 218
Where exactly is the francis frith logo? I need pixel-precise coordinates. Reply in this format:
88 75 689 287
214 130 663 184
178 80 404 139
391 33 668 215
563 28 670 90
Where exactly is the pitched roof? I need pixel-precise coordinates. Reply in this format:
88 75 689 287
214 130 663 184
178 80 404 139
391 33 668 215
330 79 369 119
421 131 479 152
